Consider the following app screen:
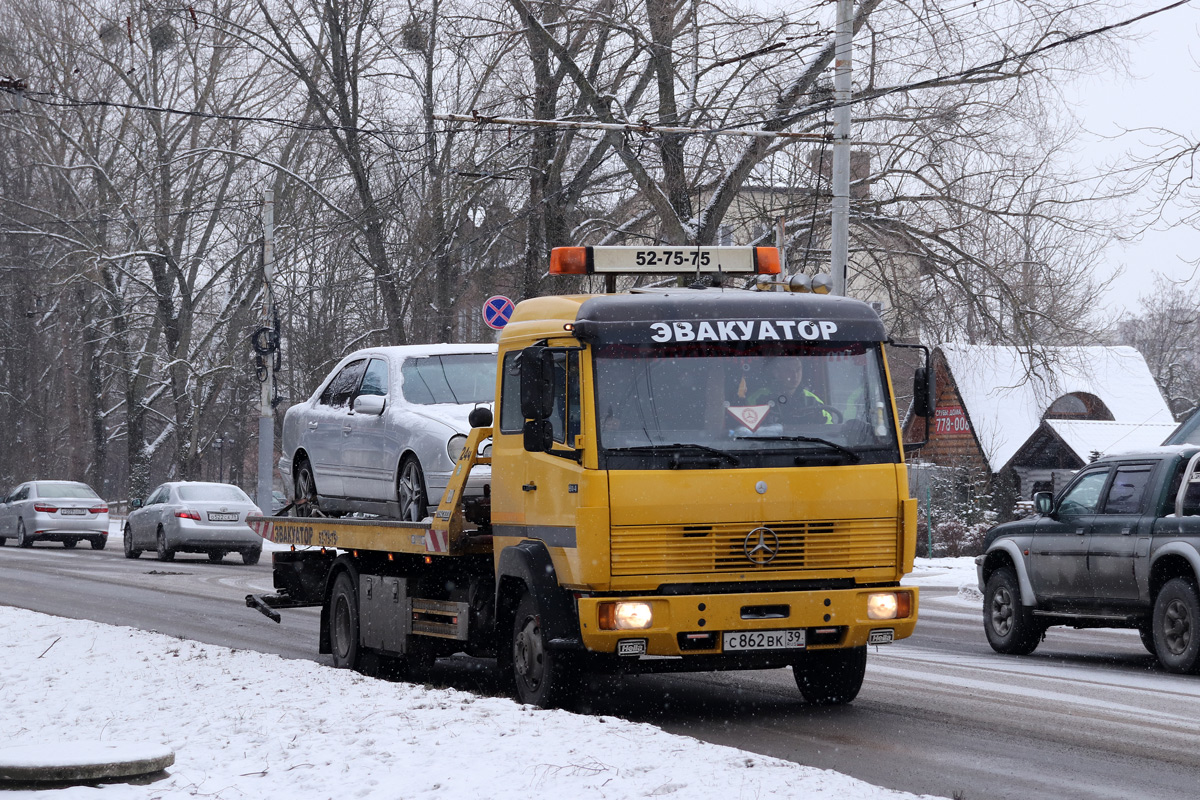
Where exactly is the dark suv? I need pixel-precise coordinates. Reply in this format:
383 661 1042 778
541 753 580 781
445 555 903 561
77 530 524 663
976 446 1200 672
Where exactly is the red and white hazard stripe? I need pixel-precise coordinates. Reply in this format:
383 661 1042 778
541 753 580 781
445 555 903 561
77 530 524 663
424 528 448 553
248 518 275 541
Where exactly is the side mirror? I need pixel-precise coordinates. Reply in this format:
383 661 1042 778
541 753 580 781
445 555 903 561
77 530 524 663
523 419 554 453
1034 491 1053 515
469 406 493 429
130 498 144 509
912 366 934 418
519 346 555 420
352 394 386 416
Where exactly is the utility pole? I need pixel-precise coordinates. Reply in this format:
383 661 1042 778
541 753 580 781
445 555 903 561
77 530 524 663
831 0 853 296
257 191 275 513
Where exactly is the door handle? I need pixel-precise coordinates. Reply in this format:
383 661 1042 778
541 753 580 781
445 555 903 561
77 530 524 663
307 421 318 429
1121 527 1132 535
522 483 537 492
342 425 353 434
1075 528 1085 535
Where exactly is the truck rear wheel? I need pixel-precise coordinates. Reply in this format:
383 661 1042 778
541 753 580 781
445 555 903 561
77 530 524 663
512 592 578 708
792 646 867 705
1153 578 1200 673
330 571 362 670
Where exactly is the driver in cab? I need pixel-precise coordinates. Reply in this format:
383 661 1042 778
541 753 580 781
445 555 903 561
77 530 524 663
750 357 833 425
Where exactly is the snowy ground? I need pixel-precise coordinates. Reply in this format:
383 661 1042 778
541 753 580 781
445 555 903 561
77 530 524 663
1 606 947 800
1 533 963 798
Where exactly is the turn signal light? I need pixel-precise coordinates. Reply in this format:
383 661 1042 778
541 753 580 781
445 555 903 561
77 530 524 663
174 509 201 521
550 246 588 274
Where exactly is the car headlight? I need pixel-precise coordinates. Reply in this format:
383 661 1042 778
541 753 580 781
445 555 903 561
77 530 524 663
867 592 911 620
447 434 467 462
598 601 653 630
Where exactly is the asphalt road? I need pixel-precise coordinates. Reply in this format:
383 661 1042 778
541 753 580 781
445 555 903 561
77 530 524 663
3 542 1200 799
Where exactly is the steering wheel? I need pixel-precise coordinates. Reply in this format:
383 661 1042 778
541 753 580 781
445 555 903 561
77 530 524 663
793 404 843 424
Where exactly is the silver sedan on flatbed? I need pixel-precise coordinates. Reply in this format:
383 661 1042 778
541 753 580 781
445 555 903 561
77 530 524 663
124 482 264 564
279 344 496 520
0 481 110 549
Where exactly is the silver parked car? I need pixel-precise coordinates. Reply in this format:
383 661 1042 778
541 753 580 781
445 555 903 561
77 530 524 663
279 344 496 520
0 481 110 549
124 481 264 564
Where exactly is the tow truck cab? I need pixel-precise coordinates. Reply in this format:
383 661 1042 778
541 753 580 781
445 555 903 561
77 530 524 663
491 286 917 666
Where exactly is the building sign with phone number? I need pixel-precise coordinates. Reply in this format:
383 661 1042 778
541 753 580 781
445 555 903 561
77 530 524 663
934 406 971 436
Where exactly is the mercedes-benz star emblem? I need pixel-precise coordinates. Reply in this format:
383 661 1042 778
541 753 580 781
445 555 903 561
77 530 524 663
743 526 780 566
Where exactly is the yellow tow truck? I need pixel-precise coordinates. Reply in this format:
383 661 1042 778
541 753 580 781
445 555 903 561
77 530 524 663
247 245 928 707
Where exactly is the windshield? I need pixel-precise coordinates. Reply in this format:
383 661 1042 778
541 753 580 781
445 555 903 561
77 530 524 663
34 483 100 499
594 340 899 468
177 485 252 503
401 354 496 405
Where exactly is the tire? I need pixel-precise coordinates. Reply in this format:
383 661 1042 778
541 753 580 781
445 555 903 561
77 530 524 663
62 538 78 549
208 551 226 563
983 566 1042 655
330 571 362 670
156 527 175 562
89 536 107 551
293 455 322 517
1138 622 1157 655
511 592 578 708
1152 578 1200 673
792 646 867 706
0 538 6 546
397 456 427 522
241 549 261 566
17 519 32 548
123 525 142 559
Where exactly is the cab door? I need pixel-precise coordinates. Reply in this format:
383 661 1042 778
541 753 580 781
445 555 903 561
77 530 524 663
1029 467 1109 603
1087 463 1155 602
521 349 584 551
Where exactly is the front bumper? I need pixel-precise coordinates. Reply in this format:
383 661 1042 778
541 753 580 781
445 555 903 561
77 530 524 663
576 586 918 657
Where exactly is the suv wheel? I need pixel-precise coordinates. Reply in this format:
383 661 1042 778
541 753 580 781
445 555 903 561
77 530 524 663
983 566 1042 655
1153 578 1200 673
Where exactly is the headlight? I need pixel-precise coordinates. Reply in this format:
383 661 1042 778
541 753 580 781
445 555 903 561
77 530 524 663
598 601 653 630
867 592 911 620
447 434 467 462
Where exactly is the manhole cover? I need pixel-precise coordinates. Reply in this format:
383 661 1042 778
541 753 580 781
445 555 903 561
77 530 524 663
0 741 174 783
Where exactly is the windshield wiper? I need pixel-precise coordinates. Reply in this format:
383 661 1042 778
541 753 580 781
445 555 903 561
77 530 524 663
735 435 861 463
610 443 741 466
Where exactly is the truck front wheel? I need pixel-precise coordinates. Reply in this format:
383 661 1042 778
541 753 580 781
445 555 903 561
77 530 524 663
983 566 1042 655
330 572 362 670
511 592 577 708
792 646 867 705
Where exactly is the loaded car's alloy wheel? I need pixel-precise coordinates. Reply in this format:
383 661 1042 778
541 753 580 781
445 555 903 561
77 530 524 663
293 457 321 517
397 458 427 522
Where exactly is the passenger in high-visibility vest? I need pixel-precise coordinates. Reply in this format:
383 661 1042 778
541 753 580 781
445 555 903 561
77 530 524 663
751 357 834 425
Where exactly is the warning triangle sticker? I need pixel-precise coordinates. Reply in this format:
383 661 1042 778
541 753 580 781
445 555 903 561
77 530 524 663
726 404 771 432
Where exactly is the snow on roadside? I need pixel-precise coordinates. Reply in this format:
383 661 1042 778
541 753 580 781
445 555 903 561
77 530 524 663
0 607 945 799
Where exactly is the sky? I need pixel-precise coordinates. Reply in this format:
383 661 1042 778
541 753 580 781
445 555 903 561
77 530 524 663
0 555 981 800
1060 1 1200 315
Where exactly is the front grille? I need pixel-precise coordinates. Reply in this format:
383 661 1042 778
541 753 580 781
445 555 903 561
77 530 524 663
610 519 897 576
